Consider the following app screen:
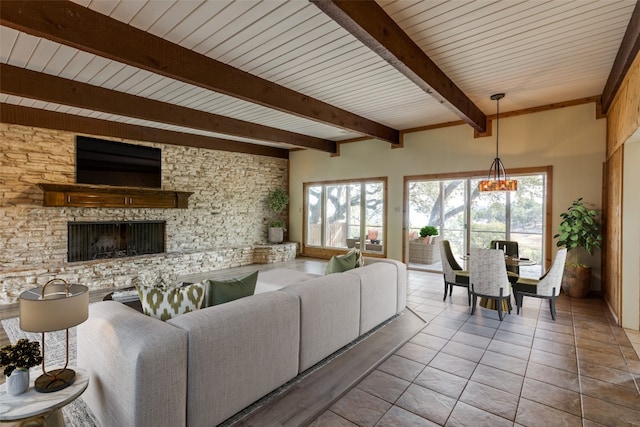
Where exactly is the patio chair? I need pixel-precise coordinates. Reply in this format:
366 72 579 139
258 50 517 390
439 240 470 305
469 248 512 321
513 248 567 320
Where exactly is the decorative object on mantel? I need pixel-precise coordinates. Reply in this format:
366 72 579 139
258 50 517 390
554 198 602 297
1 338 43 396
37 183 193 209
478 93 518 192
266 188 289 244
19 278 89 392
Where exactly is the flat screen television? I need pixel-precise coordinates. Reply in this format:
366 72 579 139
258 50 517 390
76 136 161 188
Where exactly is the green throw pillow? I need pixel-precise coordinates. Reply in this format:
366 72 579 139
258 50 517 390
204 271 258 307
325 250 358 275
136 282 205 321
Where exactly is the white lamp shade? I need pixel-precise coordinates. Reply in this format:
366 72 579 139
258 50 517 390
19 283 89 332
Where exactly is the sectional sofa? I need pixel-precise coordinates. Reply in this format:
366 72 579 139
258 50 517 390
77 258 406 427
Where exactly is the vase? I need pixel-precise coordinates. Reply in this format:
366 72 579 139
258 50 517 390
268 227 284 243
561 265 591 297
7 368 30 395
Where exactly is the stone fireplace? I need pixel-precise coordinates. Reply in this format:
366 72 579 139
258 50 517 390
0 123 291 303
68 221 166 262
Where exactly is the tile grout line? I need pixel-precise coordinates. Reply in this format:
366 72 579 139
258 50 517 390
570 296 590 424
513 298 541 426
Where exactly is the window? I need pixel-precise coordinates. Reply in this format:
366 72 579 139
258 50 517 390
405 168 551 277
304 178 386 257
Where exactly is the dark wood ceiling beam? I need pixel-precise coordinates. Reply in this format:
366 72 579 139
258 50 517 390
311 0 487 133
1 64 335 153
0 0 399 145
601 0 640 114
1 104 289 159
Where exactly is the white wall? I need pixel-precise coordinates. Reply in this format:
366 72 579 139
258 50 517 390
622 130 640 329
290 102 607 289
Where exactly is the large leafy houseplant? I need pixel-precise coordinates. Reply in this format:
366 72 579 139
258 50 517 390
553 198 602 297
554 197 602 266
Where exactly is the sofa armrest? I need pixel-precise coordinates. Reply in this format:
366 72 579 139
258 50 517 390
281 274 361 372
346 263 397 334
168 291 301 427
78 301 189 427
363 257 407 313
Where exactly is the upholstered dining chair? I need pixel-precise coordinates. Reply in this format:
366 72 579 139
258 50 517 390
469 248 512 321
513 248 567 321
489 240 519 275
439 240 470 305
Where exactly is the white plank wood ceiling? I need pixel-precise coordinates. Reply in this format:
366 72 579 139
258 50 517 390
0 0 637 151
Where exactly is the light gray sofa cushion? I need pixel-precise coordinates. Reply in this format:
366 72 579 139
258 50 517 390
363 257 407 313
168 291 300 427
346 262 398 334
255 268 319 293
280 273 361 372
78 301 189 427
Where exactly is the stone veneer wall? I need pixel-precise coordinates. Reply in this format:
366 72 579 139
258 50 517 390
252 243 298 264
0 123 290 302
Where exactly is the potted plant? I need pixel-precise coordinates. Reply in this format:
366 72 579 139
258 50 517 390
266 188 289 243
554 197 603 297
1 338 43 395
419 225 439 244
409 225 440 264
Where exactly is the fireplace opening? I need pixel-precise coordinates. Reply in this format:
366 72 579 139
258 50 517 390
68 221 165 262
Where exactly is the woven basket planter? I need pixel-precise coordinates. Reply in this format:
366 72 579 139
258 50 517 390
408 238 440 264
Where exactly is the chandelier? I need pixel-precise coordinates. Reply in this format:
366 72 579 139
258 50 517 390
478 93 517 192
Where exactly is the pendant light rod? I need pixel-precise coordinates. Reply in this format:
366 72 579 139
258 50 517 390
491 93 504 168
478 93 517 192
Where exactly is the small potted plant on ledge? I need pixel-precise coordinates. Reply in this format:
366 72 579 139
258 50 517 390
1 338 43 395
419 225 439 244
554 197 603 297
267 188 289 244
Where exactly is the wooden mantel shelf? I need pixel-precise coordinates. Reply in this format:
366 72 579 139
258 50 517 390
38 183 193 209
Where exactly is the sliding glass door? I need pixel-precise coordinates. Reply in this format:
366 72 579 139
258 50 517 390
304 178 386 257
407 171 548 277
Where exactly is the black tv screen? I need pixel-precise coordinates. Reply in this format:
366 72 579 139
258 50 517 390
76 136 161 188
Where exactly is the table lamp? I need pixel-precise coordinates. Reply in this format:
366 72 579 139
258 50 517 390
19 278 89 393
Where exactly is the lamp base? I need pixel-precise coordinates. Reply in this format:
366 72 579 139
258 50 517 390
35 368 76 393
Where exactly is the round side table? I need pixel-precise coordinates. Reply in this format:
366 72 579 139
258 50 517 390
0 368 89 427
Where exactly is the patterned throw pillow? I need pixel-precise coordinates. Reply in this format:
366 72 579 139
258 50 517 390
347 248 364 267
136 282 205 321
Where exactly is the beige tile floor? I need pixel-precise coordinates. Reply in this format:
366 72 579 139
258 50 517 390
312 269 640 427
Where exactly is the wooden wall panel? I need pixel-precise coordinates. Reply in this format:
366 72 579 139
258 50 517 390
607 53 640 158
604 51 640 324
604 151 623 320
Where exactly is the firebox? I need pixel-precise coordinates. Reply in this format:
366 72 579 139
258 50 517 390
68 221 165 262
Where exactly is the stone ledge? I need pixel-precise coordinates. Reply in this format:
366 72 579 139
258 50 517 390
0 242 299 305
253 242 298 264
